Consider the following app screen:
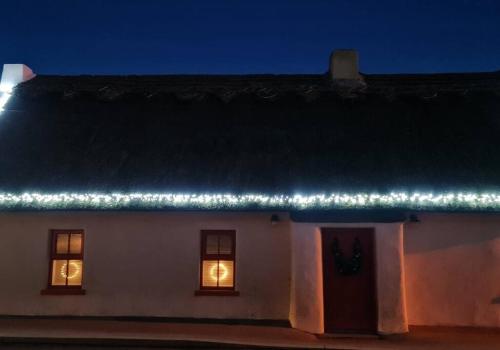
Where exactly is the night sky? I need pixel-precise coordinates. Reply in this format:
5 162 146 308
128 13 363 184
1 0 499 75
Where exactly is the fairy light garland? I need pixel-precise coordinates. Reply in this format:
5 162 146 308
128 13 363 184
60 261 81 280
0 191 499 210
210 262 228 282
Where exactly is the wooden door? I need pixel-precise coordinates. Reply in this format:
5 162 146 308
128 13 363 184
321 228 377 334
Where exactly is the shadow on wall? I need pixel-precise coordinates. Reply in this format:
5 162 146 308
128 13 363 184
492 296 500 305
404 213 500 254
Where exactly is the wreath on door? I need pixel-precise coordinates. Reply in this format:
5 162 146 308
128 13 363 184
331 237 362 276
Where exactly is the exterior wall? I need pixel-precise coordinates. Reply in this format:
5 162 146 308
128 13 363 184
0 211 291 320
289 222 408 334
376 223 408 334
404 213 500 328
1 211 497 329
289 224 324 333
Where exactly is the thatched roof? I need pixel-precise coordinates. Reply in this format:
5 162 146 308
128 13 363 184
1 71 500 193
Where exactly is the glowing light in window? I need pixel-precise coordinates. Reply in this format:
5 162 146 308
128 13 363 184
210 262 228 282
60 261 81 279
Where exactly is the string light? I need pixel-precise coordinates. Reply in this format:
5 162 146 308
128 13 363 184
210 262 228 282
0 191 499 210
60 261 81 279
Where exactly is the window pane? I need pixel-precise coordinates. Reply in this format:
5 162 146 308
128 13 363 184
56 234 69 254
69 233 82 254
51 259 68 285
219 235 233 255
217 260 234 287
202 260 234 288
51 259 83 286
66 260 83 286
201 260 219 287
206 235 219 254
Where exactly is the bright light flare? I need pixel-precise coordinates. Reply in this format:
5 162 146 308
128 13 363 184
0 83 13 113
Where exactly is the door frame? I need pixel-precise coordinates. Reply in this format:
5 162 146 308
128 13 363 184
321 227 379 334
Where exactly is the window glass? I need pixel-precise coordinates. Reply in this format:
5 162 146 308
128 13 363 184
51 259 83 286
66 260 83 286
202 260 219 287
69 234 82 254
206 234 219 254
51 260 68 285
201 260 234 288
219 235 232 255
217 260 234 287
56 234 70 254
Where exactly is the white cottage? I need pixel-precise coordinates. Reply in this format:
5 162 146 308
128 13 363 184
0 51 498 335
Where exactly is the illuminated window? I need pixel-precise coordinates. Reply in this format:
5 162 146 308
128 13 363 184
198 230 237 294
41 230 85 295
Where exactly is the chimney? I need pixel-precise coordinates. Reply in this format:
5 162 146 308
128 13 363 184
0 64 35 91
329 50 361 81
0 64 35 112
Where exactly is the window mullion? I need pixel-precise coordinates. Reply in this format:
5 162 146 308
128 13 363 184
66 234 71 286
66 233 71 254
216 235 220 287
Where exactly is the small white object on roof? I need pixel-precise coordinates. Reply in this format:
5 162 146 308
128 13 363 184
0 64 35 112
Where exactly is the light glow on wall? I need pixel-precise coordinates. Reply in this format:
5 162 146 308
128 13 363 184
1 192 500 210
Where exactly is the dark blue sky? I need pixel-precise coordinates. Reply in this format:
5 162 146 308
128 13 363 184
1 0 499 75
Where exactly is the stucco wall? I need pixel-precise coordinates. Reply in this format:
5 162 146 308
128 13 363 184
404 213 500 328
289 224 324 334
0 211 291 320
289 222 407 334
2 211 497 329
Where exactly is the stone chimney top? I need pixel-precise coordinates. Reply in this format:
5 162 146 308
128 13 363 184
329 50 361 80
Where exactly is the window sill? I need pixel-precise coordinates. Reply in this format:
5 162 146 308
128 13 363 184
41 288 86 295
195 290 240 296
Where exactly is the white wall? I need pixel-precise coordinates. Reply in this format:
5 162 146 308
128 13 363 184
2 211 498 329
289 224 324 333
404 213 500 328
289 222 408 334
0 211 291 320
376 223 408 334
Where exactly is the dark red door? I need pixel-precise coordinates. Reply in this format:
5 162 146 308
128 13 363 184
321 228 377 334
